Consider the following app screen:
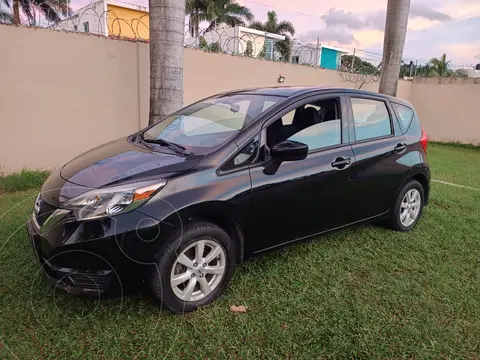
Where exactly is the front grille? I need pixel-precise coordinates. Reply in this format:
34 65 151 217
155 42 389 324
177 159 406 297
36 198 57 227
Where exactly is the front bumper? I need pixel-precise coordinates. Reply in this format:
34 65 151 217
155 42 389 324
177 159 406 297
27 219 120 296
26 206 165 297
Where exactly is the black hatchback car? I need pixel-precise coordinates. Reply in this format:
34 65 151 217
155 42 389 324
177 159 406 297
27 87 430 312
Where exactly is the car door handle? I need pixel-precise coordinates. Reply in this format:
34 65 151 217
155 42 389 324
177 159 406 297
394 143 407 154
331 157 352 170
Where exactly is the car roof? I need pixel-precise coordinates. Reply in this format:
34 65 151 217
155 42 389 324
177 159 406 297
220 86 414 108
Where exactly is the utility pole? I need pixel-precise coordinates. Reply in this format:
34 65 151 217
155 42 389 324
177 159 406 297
378 0 411 96
351 48 356 71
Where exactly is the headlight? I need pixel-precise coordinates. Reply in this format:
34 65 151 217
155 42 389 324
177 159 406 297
63 180 166 221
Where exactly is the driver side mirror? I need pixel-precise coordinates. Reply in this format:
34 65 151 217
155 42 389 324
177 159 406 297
270 140 308 162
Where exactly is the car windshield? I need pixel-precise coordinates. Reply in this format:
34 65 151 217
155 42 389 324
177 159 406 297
142 94 281 154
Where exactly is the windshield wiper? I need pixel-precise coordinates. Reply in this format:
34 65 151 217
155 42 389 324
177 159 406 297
141 137 190 155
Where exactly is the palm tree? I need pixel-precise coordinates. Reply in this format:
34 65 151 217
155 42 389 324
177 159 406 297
0 10 12 24
3 0 70 25
186 0 206 37
378 0 411 96
1 0 11 23
249 10 295 60
204 0 253 32
149 0 186 125
185 0 253 35
429 53 451 77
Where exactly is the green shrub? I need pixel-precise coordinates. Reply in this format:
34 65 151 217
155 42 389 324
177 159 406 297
208 41 222 53
198 36 208 50
0 170 50 192
257 44 266 59
243 40 253 57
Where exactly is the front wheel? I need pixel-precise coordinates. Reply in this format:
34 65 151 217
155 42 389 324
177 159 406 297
150 222 235 313
388 180 425 232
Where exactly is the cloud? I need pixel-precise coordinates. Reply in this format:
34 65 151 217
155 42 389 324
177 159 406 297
363 4 451 31
410 4 451 21
365 12 386 31
299 28 356 45
363 16 480 64
475 53 480 61
320 8 366 30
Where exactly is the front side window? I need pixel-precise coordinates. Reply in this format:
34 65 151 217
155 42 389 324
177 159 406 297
351 98 392 141
266 98 341 151
142 94 281 154
289 120 341 150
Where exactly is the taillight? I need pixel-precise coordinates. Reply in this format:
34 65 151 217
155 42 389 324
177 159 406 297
420 127 428 153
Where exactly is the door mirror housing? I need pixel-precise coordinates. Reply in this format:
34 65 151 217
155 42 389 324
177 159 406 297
270 140 308 162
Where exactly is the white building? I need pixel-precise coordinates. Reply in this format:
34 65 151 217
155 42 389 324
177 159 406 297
291 42 349 70
466 68 480 78
185 25 286 60
55 0 150 39
56 0 107 36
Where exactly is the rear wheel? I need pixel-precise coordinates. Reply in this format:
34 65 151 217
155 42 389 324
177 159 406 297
150 221 235 313
388 180 424 232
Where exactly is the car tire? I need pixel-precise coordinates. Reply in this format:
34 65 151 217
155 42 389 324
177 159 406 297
388 179 425 232
150 221 235 313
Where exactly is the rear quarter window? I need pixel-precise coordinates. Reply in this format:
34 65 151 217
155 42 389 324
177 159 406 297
392 103 414 134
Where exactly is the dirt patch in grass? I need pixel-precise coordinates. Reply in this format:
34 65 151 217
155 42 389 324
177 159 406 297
430 198 451 210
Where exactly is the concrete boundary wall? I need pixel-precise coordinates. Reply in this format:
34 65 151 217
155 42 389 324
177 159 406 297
0 25 478 173
409 77 480 145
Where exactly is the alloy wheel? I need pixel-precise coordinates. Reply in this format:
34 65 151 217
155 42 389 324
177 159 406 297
400 189 421 227
170 239 226 302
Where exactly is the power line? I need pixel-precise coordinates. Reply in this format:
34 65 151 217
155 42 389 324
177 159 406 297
240 0 480 67
355 49 383 57
241 0 326 20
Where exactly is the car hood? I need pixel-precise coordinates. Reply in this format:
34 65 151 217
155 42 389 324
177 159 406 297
60 137 201 188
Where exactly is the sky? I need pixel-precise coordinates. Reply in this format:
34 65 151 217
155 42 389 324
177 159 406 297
71 0 480 66
234 0 480 66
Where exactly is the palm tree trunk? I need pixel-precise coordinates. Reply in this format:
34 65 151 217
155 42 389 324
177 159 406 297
378 0 411 96
195 8 200 37
195 8 200 47
12 0 21 25
148 0 185 125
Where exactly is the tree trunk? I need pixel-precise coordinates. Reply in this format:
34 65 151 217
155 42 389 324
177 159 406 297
195 8 200 47
195 8 199 37
378 0 411 96
12 0 21 25
148 0 185 125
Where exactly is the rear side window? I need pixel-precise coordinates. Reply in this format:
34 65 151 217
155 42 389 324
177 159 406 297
351 98 392 141
392 103 414 133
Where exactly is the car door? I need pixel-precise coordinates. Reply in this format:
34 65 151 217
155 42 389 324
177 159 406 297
346 95 411 220
248 94 358 254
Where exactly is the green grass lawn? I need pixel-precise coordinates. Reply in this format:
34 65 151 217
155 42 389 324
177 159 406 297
0 169 50 193
0 143 479 359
